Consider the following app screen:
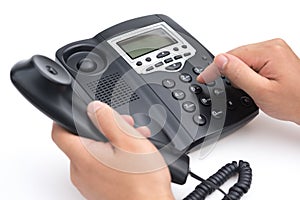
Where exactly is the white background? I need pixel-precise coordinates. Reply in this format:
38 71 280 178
1 0 300 199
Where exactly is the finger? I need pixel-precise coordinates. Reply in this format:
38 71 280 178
51 123 112 163
197 58 222 83
87 101 156 152
212 53 269 99
136 126 151 138
121 115 134 126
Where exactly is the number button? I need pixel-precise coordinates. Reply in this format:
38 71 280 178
179 73 192 83
211 110 224 119
189 84 202 94
193 66 204 75
182 101 196 112
172 90 186 100
162 79 175 88
193 114 206 126
200 97 211 106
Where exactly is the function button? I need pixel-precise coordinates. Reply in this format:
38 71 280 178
184 52 191 57
200 97 211 106
145 57 152 62
136 61 143 66
155 62 164 67
174 55 183 60
202 55 208 60
157 51 170 58
162 79 175 88
193 114 206 126
211 110 224 119
182 44 188 49
179 73 192 83
241 96 253 107
146 66 154 72
221 75 226 79
213 88 225 96
182 101 196 112
166 62 182 71
189 84 202 94
227 100 236 110
173 47 179 51
193 66 204 75
172 90 186 100
205 81 216 87
164 58 173 63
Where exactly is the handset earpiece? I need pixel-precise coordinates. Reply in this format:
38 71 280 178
32 55 72 85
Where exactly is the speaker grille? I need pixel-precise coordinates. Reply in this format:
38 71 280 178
87 72 140 108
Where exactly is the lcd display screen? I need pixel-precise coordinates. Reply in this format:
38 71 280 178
117 28 177 59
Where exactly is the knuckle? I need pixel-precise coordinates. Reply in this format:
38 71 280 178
271 38 287 46
269 38 288 53
223 58 242 81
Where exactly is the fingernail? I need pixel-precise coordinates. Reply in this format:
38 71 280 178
87 101 104 114
215 54 228 70
196 74 204 83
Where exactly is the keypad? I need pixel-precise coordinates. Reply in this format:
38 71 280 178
158 54 255 134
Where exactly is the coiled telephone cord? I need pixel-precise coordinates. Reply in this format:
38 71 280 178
183 160 252 200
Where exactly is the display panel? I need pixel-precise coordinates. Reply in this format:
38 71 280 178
117 28 177 59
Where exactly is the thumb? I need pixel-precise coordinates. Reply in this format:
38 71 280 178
210 53 269 99
87 101 156 153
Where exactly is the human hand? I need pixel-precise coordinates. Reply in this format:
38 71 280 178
52 101 174 200
197 39 300 125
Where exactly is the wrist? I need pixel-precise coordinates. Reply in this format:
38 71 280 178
132 193 174 200
133 186 175 200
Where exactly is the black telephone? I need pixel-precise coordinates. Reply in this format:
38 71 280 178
11 14 256 198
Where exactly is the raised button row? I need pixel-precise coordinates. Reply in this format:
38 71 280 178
137 50 191 70
173 45 188 51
